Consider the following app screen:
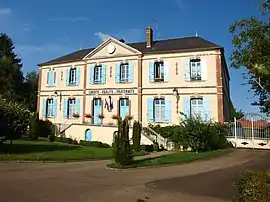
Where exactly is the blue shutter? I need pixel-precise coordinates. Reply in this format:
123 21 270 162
89 65 94 84
76 67 80 86
66 69 70 86
184 59 191 81
53 98 57 118
201 59 207 81
75 98 81 115
115 63 120 83
164 62 170 82
147 98 154 122
101 65 106 84
165 99 172 122
183 97 190 118
42 98 47 117
203 97 211 121
149 61 154 82
48 70 53 86
128 61 134 83
63 98 68 118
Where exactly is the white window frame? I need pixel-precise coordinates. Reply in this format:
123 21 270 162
94 65 102 84
46 99 54 117
190 59 202 81
190 98 204 118
154 62 164 82
154 98 165 122
120 63 129 83
68 98 76 118
69 68 76 85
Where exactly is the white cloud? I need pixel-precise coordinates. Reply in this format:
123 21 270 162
94 28 143 43
22 23 36 32
48 17 91 22
174 0 185 9
0 8 12 15
94 32 111 42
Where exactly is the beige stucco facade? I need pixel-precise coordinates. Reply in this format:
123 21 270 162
38 36 231 145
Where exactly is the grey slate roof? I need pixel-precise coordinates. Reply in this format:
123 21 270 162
38 36 221 66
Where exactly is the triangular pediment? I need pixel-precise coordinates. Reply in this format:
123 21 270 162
83 37 141 60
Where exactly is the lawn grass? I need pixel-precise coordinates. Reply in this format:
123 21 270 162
108 149 232 169
0 139 113 162
0 139 150 162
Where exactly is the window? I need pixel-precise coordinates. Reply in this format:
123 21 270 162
154 98 165 122
154 62 164 82
190 59 201 81
190 98 204 118
46 99 54 117
94 65 102 84
67 98 76 118
120 63 129 82
69 68 76 85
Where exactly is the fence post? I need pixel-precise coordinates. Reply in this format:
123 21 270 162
234 117 237 148
251 118 254 149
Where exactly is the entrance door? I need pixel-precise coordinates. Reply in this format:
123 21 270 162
93 98 102 125
119 98 129 119
85 129 92 141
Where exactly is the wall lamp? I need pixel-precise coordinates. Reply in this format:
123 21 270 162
54 91 62 111
172 88 180 114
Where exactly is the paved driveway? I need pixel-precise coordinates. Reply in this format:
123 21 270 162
0 149 269 202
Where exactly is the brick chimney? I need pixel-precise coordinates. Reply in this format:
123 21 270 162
146 25 153 48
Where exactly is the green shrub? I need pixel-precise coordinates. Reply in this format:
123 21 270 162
233 170 270 202
140 144 154 152
113 117 133 166
132 121 142 152
150 116 230 152
79 140 111 148
0 97 31 144
153 142 159 152
67 138 73 144
48 134 55 142
28 114 39 140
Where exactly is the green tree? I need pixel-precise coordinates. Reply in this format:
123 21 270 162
23 71 38 112
229 0 270 115
0 33 24 102
230 101 244 120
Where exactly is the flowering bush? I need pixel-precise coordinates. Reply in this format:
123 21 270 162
85 113 93 118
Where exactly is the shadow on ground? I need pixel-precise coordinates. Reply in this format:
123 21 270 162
146 150 270 201
0 142 79 154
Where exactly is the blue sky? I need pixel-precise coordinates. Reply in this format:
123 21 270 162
0 0 263 114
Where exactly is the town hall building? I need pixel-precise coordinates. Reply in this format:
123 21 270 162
37 26 231 146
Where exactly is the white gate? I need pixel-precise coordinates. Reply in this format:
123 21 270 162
226 113 270 149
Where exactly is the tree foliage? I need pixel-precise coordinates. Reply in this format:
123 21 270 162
229 0 270 115
0 33 38 112
132 121 142 152
230 100 244 120
113 117 133 166
0 96 31 144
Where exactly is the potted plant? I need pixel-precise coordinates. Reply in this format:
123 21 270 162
111 114 120 120
85 113 93 118
126 115 133 121
72 113 80 118
98 114 104 125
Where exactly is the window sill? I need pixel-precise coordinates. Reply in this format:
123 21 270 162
46 85 56 87
119 81 132 84
186 80 206 82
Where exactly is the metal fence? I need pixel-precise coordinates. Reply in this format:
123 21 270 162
225 113 270 149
